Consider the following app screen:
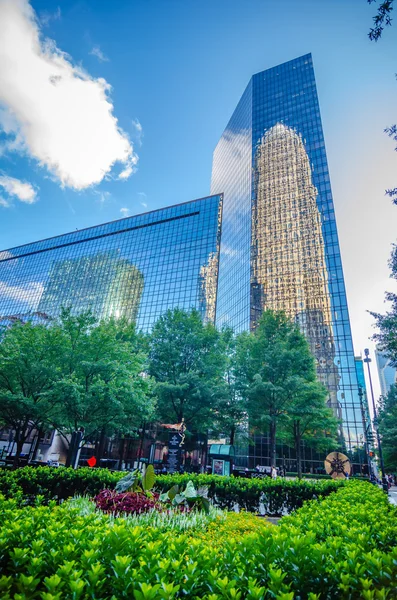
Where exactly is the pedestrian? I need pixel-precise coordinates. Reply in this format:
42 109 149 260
271 465 277 479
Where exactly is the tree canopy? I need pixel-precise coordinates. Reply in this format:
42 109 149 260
148 308 228 432
367 0 394 41
280 381 338 477
1 306 341 469
211 327 248 445
378 383 397 470
0 309 154 464
0 320 61 465
234 310 336 466
371 245 397 364
49 310 154 452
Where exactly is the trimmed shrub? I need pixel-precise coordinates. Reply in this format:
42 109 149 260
0 467 344 514
0 481 396 598
0 466 120 502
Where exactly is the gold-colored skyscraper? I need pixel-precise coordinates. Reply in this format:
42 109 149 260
251 123 340 415
199 252 219 323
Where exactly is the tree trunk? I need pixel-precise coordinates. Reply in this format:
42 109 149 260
65 432 76 468
119 436 126 466
96 428 107 462
138 423 145 460
13 436 25 469
269 420 277 467
66 430 84 468
230 424 236 446
31 428 43 461
294 421 302 479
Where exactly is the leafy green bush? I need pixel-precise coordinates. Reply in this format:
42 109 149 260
287 472 368 480
159 479 210 513
0 467 344 514
0 466 121 502
0 481 396 598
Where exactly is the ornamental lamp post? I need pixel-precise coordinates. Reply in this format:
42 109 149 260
363 348 388 493
357 386 371 479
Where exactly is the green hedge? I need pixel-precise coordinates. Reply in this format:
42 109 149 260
0 467 344 514
0 481 396 598
155 473 344 514
292 472 368 480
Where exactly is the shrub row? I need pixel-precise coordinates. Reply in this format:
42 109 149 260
156 473 344 514
0 481 396 598
0 467 345 514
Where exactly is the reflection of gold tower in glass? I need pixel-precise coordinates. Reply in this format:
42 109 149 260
38 251 144 323
199 252 218 323
199 199 222 324
251 123 340 415
104 259 144 321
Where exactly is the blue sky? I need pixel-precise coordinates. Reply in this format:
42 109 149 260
0 0 396 386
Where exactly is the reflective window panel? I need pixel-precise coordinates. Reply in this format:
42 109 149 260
211 54 363 450
0 195 223 332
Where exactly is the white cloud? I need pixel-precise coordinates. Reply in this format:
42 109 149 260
0 109 25 155
120 207 130 217
138 191 147 207
0 174 37 204
0 280 44 303
132 119 143 134
40 6 61 27
221 245 238 258
93 190 111 204
0 0 137 191
89 45 109 63
119 164 134 180
131 118 143 146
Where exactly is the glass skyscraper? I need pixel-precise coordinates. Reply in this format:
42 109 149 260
211 54 362 450
375 348 397 398
0 195 223 331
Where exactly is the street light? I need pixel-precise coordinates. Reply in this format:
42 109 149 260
363 348 388 493
358 386 372 478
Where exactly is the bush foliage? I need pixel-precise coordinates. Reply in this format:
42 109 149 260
0 482 396 598
0 467 344 514
94 489 161 515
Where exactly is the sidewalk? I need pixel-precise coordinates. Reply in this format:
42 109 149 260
388 485 397 505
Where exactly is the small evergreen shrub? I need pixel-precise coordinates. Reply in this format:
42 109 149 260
0 467 344 514
0 481 396 598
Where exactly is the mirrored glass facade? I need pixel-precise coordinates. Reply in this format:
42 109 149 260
0 195 223 331
211 54 362 450
375 348 397 398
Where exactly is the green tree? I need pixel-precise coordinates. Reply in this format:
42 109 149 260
235 310 325 466
378 384 397 470
148 308 228 432
280 382 339 478
0 321 61 466
212 328 248 445
365 0 397 201
367 0 394 41
371 245 397 361
49 309 154 459
0 309 154 466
